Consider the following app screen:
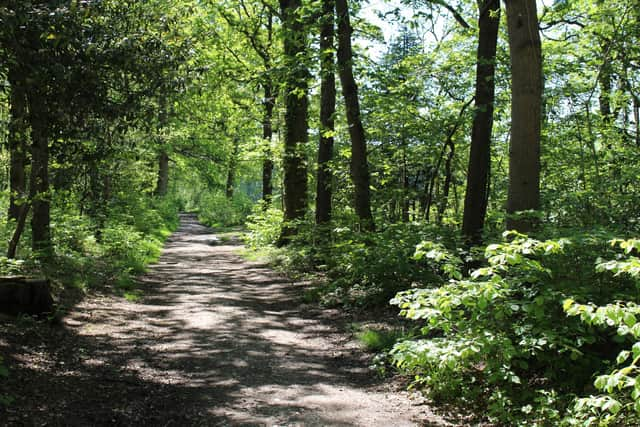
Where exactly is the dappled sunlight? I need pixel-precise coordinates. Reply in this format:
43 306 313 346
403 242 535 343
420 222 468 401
0 214 441 425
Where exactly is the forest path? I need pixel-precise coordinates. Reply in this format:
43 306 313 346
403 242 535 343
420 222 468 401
1 214 448 426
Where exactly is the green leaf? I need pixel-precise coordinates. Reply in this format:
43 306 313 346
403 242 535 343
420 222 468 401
617 350 630 364
563 298 575 311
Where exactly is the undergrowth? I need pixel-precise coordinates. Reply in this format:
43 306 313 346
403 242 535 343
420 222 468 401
0 195 179 302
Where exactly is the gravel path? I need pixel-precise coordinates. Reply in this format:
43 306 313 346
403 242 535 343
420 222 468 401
1 214 449 426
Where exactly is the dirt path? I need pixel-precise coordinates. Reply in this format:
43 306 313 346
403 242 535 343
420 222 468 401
1 214 449 426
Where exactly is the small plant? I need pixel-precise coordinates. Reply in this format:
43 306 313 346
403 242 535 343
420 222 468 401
356 328 406 352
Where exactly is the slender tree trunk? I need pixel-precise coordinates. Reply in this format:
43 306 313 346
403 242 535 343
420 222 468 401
598 43 612 122
7 203 31 259
156 151 169 196
336 0 374 231
437 136 455 225
262 81 275 205
316 0 336 225
27 92 51 254
462 0 500 244
505 0 542 233
7 70 29 222
226 139 239 199
401 134 410 223
634 96 640 147
278 0 309 243
261 13 275 206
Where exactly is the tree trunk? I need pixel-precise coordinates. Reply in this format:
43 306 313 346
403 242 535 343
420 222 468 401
278 0 309 243
226 139 239 199
505 0 542 233
462 0 500 244
156 151 169 196
7 69 29 222
0 277 53 316
437 136 455 225
27 91 51 254
262 81 275 205
336 0 374 231
7 203 30 259
315 0 336 225
401 134 410 223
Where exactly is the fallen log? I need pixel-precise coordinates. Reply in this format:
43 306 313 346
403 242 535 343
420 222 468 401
0 276 54 316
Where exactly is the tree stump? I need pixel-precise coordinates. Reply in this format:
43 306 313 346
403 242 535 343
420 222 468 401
0 277 54 316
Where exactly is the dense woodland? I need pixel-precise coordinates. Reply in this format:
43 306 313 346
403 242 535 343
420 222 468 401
1 0 640 425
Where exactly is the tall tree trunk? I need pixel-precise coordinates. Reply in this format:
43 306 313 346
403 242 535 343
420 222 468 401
278 0 309 243
261 12 275 206
336 0 374 231
401 133 410 223
315 0 336 225
437 136 455 225
598 41 612 123
505 0 542 233
7 69 29 222
27 91 51 254
262 81 275 205
634 96 640 147
462 0 500 244
226 138 239 199
156 151 169 196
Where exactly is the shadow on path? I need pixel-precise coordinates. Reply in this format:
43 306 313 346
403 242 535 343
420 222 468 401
0 214 447 426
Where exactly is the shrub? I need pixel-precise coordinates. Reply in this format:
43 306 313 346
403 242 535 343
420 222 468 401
245 204 284 248
389 231 617 424
197 192 253 228
563 238 640 426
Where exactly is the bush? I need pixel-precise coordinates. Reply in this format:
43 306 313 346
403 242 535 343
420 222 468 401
563 238 640 426
314 223 461 308
389 231 631 424
245 204 284 248
197 192 253 228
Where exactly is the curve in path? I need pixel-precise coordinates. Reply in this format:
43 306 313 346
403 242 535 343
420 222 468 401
1 214 448 426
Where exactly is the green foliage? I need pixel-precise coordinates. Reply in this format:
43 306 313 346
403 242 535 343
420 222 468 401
563 238 640 426
245 204 285 249
313 223 460 308
356 327 406 352
197 192 254 228
0 257 26 276
389 231 626 423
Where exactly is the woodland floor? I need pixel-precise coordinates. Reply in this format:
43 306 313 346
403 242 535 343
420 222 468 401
0 214 455 426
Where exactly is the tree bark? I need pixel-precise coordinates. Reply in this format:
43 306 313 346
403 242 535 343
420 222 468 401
437 134 455 225
462 0 500 244
7 69 29 222
0 277 53 316
278 0 309 243
7 203 30 259
262 81 275 205
315 0 336 225
505 0 542 233
336 0 374 231
27 90 52 254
